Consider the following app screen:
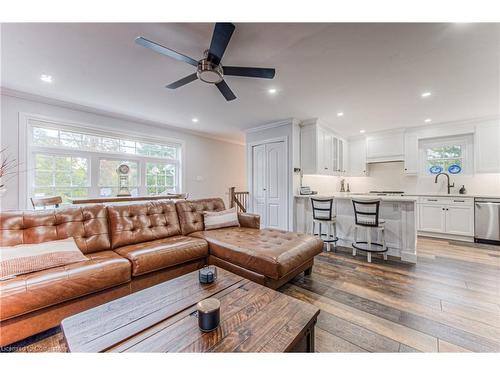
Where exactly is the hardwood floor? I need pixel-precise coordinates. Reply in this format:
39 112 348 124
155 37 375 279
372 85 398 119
3 236 499 353
279 236 500 352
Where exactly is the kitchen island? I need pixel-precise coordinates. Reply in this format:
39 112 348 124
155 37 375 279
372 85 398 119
295 193 417 263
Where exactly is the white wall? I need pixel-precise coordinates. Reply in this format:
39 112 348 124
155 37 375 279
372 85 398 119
303 161 500 196
0 93 246 210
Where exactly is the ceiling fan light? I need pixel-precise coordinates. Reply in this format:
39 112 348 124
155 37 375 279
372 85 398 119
197 60 223 84
197 70 223 84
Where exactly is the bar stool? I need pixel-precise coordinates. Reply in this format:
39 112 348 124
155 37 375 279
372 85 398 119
311 198 338 252
351 199 388 262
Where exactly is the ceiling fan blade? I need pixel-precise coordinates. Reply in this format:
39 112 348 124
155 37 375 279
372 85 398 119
165 73 198 89
215 80 237 101
223 66 276 79
208 23 235 65
136 37 198 67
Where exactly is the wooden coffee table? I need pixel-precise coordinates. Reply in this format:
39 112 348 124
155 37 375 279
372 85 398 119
61 268 319 352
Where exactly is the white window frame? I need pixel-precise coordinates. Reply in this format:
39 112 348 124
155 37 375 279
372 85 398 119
19 113 185 208
145 161 179 195
418 134 474 176
31 151 91 199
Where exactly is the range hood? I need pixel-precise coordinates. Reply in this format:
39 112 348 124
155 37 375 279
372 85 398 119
366 156 404 164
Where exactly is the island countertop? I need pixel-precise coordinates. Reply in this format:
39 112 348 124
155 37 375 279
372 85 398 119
294 193 417 202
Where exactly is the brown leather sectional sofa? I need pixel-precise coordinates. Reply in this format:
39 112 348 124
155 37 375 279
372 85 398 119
0 198 323 347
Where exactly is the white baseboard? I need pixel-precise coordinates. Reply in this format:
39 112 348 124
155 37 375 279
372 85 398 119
418 231 474 243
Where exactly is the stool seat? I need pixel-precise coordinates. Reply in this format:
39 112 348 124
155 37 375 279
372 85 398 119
313 217 337 223
356 219 385 226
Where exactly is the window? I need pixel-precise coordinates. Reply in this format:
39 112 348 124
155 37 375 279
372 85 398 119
419 135 473 175
98 159 139 197
426 145 463 174
32 126 179 159
146 162 176 195
33 154 89 203
28 119 182 205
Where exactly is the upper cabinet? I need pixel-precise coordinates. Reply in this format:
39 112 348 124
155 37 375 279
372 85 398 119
348 138 367 176
475 121 500 173
300 120 348 176
403 130 418 175
366 130 404 163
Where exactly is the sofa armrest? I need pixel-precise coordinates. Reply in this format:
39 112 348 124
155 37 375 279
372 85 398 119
238 212 260 229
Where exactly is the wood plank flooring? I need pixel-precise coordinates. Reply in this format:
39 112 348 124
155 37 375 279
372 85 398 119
3 236 499 353
279 236 500 352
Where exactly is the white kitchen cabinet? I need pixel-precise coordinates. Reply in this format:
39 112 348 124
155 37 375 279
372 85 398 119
418 196 474 239
338 138 348 174
300 120 347 176
404 131 418 175
419 204 446 233
445 206 474 236
475 121 500 173
366 130 404 163
348 138 367 176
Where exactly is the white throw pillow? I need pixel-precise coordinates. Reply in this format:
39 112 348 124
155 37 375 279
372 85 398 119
0 237 88 280
203 207 240 231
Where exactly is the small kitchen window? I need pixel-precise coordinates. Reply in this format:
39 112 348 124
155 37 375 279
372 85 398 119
419 135 473 175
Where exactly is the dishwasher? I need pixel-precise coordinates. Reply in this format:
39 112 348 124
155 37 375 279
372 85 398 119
474 198 500 245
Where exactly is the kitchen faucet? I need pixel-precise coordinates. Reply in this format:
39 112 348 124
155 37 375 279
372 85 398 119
434 172 455 194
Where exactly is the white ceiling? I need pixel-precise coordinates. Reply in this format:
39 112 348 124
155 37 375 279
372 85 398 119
1 23 499 143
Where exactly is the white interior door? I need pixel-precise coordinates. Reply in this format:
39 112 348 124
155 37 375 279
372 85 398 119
252 144 266 222
252 141 287 230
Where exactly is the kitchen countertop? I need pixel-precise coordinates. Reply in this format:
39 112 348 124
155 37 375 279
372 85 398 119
405 193 500 199
294 193 417 202
295 192 500 200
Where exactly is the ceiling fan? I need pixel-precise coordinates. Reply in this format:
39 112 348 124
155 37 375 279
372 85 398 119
135 23 276 101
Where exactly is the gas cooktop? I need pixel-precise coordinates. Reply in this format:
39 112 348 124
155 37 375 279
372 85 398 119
369 191 405 196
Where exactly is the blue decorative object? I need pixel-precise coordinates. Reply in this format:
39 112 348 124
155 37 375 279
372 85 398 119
448 164 462 174
429 165 442 174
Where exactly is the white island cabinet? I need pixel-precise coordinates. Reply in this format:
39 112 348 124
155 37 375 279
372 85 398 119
294 194 417 263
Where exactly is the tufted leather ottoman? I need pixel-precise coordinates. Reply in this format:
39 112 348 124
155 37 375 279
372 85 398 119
191 227 323 288
176 198 324 289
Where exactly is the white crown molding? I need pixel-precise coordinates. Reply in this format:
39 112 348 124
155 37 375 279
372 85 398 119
0 87 245 146
244 118 296 134
345 115 499 140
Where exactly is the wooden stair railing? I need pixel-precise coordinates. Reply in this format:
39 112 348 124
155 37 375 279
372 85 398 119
228 187 249 213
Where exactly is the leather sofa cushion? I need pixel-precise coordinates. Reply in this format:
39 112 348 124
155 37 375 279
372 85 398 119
114 236 208 276
0 251 131 321
0 205 111 254
176 198 226 235
107 200 181 249
190 227 323 280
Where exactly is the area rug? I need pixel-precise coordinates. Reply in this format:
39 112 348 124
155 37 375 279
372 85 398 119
1 327 67 353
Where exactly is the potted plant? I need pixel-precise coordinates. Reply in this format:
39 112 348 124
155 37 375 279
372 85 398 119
0 148 18 198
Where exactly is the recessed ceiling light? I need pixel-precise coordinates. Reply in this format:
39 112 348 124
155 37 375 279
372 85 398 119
337 112 344 117
359 130 366 134
421 92 432 98
40 74 53 83
192 118 199 123
268 88 277 94
424 118 432 123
